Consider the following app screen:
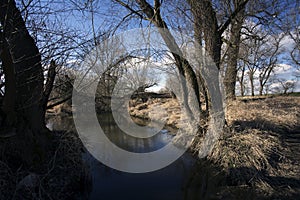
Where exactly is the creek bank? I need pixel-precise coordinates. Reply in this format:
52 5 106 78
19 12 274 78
129 96 300 198
129 98 184 130
0 126 90 199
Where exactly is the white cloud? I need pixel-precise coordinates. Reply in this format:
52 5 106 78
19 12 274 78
275 63 293 74
280 35 295 52
146 84 164 92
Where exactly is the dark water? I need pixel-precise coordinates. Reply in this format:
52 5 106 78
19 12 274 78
47 113 199 200
96 113 175 153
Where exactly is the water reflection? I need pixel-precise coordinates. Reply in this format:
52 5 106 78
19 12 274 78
97 113 173 153
47 113 200 200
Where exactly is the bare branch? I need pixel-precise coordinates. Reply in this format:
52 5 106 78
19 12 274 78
218 0 249 34
114 0 145 19
154 0 161 11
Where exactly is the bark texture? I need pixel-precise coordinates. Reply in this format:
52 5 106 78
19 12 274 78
224 0 245 100
0 0 45 132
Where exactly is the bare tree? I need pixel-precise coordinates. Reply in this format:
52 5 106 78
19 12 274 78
112 0 251 161
238 20 284 96
13 0 95 112
223 0 291 99
278 0 300 67
274 78 296 95
257 34 283 95
239 29 262 96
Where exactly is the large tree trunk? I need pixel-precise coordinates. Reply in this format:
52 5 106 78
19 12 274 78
187 0 228 157
0 0 50 165
189 0 223 69
0 0 45 132
0 39 16 127
191 4 209 113
224 0 245 101
187 0 225 114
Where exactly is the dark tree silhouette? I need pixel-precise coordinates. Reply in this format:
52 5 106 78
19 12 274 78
0 0 55 164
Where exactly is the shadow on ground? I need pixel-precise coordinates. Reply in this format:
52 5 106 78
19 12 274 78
184 103 300 199
203 115 300 200
184 158 300 200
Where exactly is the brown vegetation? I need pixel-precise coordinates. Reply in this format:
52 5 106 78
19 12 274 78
0 131 89 199
130 96 300 198
129 98 188 130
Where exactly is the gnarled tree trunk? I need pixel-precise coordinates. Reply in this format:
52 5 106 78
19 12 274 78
0 0 52 165
0 0 45 132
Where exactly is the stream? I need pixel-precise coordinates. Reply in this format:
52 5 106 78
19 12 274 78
47 113 200 200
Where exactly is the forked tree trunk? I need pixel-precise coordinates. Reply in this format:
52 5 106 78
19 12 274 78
187 0 225 113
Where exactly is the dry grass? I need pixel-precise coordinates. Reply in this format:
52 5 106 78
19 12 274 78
210 129 281 172
0 131 90 200
219 96 300 197
129 98 185 129
130 96 300 198
227 96 300 130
